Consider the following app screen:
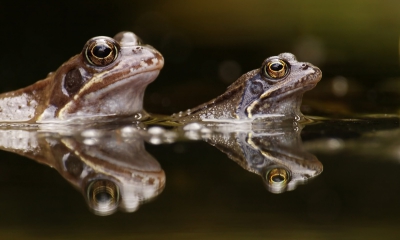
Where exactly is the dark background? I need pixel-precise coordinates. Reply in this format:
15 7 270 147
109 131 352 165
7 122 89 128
1 1 400 239
2 0 400 115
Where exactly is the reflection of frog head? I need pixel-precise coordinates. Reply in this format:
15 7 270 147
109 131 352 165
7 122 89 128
59 135 165 215
241 131 322 193
205 126 322 194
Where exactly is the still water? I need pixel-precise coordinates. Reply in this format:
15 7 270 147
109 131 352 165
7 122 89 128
1 110 400 239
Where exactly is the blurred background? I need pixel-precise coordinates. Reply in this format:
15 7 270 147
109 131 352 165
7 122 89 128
1 0 400 115
1 1 400 239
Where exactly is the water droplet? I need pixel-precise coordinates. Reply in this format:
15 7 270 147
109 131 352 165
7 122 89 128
83 138 98 145
149 137 162 145
134 113 142 120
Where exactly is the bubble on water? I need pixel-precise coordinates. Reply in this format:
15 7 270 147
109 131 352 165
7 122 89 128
83 138 98 146
148 126 166 135
183 122 203 131
81 129 104 138
149 137 162 145
147 126 177 144
121 126 139 137
184 131 201 140
200 127 211 133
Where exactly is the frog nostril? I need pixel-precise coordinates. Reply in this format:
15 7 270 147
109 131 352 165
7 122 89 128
301 64 309 70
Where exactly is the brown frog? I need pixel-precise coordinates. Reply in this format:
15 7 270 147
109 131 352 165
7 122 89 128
0 31 163 123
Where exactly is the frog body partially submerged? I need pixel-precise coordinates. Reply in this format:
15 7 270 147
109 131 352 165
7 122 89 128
172 53 321 123
0 31 164 123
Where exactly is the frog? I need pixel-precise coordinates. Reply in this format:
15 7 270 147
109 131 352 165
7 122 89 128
172 53 321 123
0 31 163 123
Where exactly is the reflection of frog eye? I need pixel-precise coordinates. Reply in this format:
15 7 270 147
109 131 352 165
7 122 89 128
87 179 120 215
84 37 120 67
263 59 289 79
266 168 290 186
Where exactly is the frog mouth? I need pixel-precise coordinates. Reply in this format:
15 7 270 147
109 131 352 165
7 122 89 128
263 82 318 101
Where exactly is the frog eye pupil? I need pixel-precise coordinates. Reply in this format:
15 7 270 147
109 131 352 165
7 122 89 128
272 175 285 182
270 63 283 71
266 168 289 185
263 59 288 79
93 44 112 58
87 180 120 215
84 37 120 67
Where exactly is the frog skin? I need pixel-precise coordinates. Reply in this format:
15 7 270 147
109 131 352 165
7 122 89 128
204 124 322 193
0 125 165 216
0 31 163 123
172 53 321 123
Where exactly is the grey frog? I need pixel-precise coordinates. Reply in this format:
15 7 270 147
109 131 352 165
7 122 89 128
172 53 321 123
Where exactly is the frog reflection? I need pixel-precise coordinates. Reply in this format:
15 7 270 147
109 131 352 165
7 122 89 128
203 124 322 193
0 125 165 216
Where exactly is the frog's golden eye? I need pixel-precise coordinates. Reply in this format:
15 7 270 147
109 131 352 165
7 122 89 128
266 168 290 187
263 59 289 79
84 37 119 67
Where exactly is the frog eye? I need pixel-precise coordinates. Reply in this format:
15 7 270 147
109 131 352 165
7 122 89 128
84 37 120 67
266 168 290 187
86 179 120 215
263 59 289 79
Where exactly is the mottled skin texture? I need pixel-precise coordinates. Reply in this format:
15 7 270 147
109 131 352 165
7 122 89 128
0 31 164 123
173 53 321 123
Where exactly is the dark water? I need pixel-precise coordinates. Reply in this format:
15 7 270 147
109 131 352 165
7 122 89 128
1 0 400 239
1 114 400 240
